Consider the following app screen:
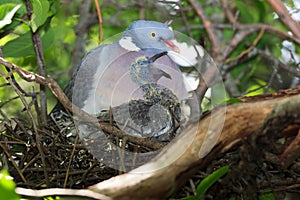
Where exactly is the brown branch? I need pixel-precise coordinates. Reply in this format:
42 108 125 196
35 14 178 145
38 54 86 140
225 27 265 64
69 0 93 77
94 0 103 44
0 66 50 186
224 46 300 79
280 128 300 169
179 23 300 46
266 0 300 39
63 134 79 188
219 0 238 25
25 0 48 126
188 0 221 60
0 143 28 184
256 48 300 78
87 90 300 199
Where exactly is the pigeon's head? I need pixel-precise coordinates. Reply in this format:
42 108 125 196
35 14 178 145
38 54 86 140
119 20 179 53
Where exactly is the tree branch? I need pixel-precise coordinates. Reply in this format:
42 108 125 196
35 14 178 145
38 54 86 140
266 0 300 39
86 89 300 199
188 0 221 60
25 0 48 126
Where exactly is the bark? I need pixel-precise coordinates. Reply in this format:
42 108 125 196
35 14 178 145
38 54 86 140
88 89 300 199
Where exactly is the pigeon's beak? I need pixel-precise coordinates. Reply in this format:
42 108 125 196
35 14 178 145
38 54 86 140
163 39 180 53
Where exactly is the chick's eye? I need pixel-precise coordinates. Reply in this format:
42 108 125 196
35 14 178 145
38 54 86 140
150 32 156 38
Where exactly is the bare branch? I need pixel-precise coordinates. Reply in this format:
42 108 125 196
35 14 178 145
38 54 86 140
69 0 93 77
266 0 300 39
87 91 300 199
94 0 103 44
25 0 48 126
188 0 221 60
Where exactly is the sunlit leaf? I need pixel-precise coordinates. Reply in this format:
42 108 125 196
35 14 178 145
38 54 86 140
0 170 20 200
0 3 21 29
30 0 50 32
2 28 54 57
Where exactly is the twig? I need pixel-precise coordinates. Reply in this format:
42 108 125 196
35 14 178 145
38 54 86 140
219 0 238 25
225 46 300 80
0 67 50 186
0 143 28 184
256 48 300 77
25 0 47 126
69 0 93 77
279 128 300 169
186 0 224 106
225 27 265 64
94 0 103 44
266 0 300 39
183 23 300 45
188 0 221 60
63 133 79 188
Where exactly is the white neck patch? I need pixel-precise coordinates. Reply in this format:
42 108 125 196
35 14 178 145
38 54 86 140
119 36 141 51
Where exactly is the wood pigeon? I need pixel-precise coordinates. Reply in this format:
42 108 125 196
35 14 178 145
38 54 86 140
96 52 181 139
50 20 198 138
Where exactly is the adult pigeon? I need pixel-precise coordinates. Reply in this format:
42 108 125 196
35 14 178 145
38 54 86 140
50 20 189 136
96 52 181 139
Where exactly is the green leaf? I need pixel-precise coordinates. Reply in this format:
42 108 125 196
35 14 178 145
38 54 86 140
0 3 21 29
226 98 243 104
30 0 50 32
234 1 255 23
2 28 54 57
0 170 20 200
259 192 276 200
195 166 229 198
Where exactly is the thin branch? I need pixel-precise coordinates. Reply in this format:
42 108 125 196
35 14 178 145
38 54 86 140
224 46 300 78
25 0 47 126
188 0 221 60
256 48 300 77
64 133 79 188
179 23 300 58
69 0 93 77
0 143 28 184
266 0 300 39
94 0 103 44
219 0 238 25
0 67 50 187
225 27 265 64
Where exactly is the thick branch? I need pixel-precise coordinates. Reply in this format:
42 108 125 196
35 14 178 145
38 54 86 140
87 91 300 199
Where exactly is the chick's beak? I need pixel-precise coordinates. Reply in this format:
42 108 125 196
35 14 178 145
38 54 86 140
163 39 180 53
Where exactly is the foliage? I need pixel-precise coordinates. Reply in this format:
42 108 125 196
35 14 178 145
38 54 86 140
0 170 20 200
178 166 229 200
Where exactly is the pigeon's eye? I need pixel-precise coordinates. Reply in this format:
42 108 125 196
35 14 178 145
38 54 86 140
150 32 156 38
